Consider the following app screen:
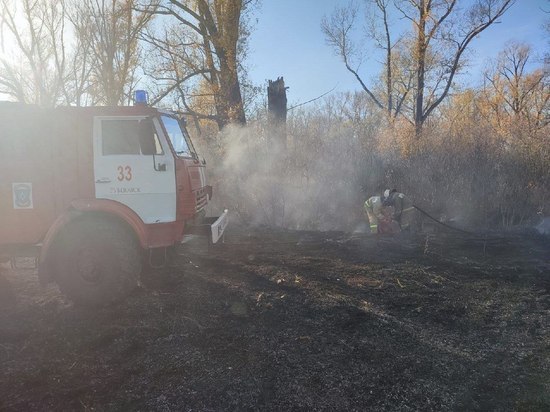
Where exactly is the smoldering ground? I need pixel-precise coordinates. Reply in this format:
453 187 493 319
1 228 549 411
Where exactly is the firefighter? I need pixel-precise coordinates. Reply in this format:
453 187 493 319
364 195 384 233
382 189 416 231
364 193 400 234
365 189 413 234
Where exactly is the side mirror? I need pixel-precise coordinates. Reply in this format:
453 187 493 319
139 118 156 155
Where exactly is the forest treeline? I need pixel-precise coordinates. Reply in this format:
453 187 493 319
0 0 548 229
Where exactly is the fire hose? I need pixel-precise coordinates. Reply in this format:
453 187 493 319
412 204 475 235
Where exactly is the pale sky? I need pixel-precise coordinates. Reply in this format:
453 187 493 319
0 0 548 105
248 0 550 105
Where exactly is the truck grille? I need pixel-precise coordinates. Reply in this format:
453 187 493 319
195 190 208 212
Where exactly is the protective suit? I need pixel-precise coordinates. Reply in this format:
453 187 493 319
365 189 415 234
364 196 385 233
382 190 416 231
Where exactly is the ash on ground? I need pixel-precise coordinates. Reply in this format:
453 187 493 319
1 229 549 411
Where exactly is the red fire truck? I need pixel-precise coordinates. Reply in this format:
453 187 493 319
0 96 228 305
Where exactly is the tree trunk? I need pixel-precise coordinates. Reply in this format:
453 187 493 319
267 77 288 152
222 68 247 126
415 0 427 138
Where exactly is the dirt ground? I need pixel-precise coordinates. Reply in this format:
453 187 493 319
1 228 549 411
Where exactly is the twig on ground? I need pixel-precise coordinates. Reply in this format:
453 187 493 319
180 315 205 330
410 279 429 289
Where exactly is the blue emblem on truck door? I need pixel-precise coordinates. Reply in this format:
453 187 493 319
12 183 33 209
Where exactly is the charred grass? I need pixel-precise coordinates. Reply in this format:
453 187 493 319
1 229 549 411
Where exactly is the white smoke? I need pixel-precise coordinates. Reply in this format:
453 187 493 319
205 118 369 231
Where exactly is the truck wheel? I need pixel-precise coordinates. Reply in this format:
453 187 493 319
53 218 141 306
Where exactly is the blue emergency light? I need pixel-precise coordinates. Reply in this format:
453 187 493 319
134 90 148 106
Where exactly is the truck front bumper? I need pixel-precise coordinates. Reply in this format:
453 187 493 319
185 209 229 244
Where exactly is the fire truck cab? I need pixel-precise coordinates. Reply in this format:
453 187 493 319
0 97 228 305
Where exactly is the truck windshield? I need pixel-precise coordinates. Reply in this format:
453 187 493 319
161 115 194 157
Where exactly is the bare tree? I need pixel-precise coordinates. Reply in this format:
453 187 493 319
141 0 255 129
482 42 549 135
70 0 155 106
322 0 413 121
323 0 515 136
0 0 69 106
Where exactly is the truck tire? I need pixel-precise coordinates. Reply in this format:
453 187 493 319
53 218 141 306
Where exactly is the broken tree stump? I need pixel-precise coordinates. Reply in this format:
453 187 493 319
267 77 288 152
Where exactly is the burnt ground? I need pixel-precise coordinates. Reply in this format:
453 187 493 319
1 228 549 411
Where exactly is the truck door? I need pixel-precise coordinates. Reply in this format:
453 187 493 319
93 116 176 224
